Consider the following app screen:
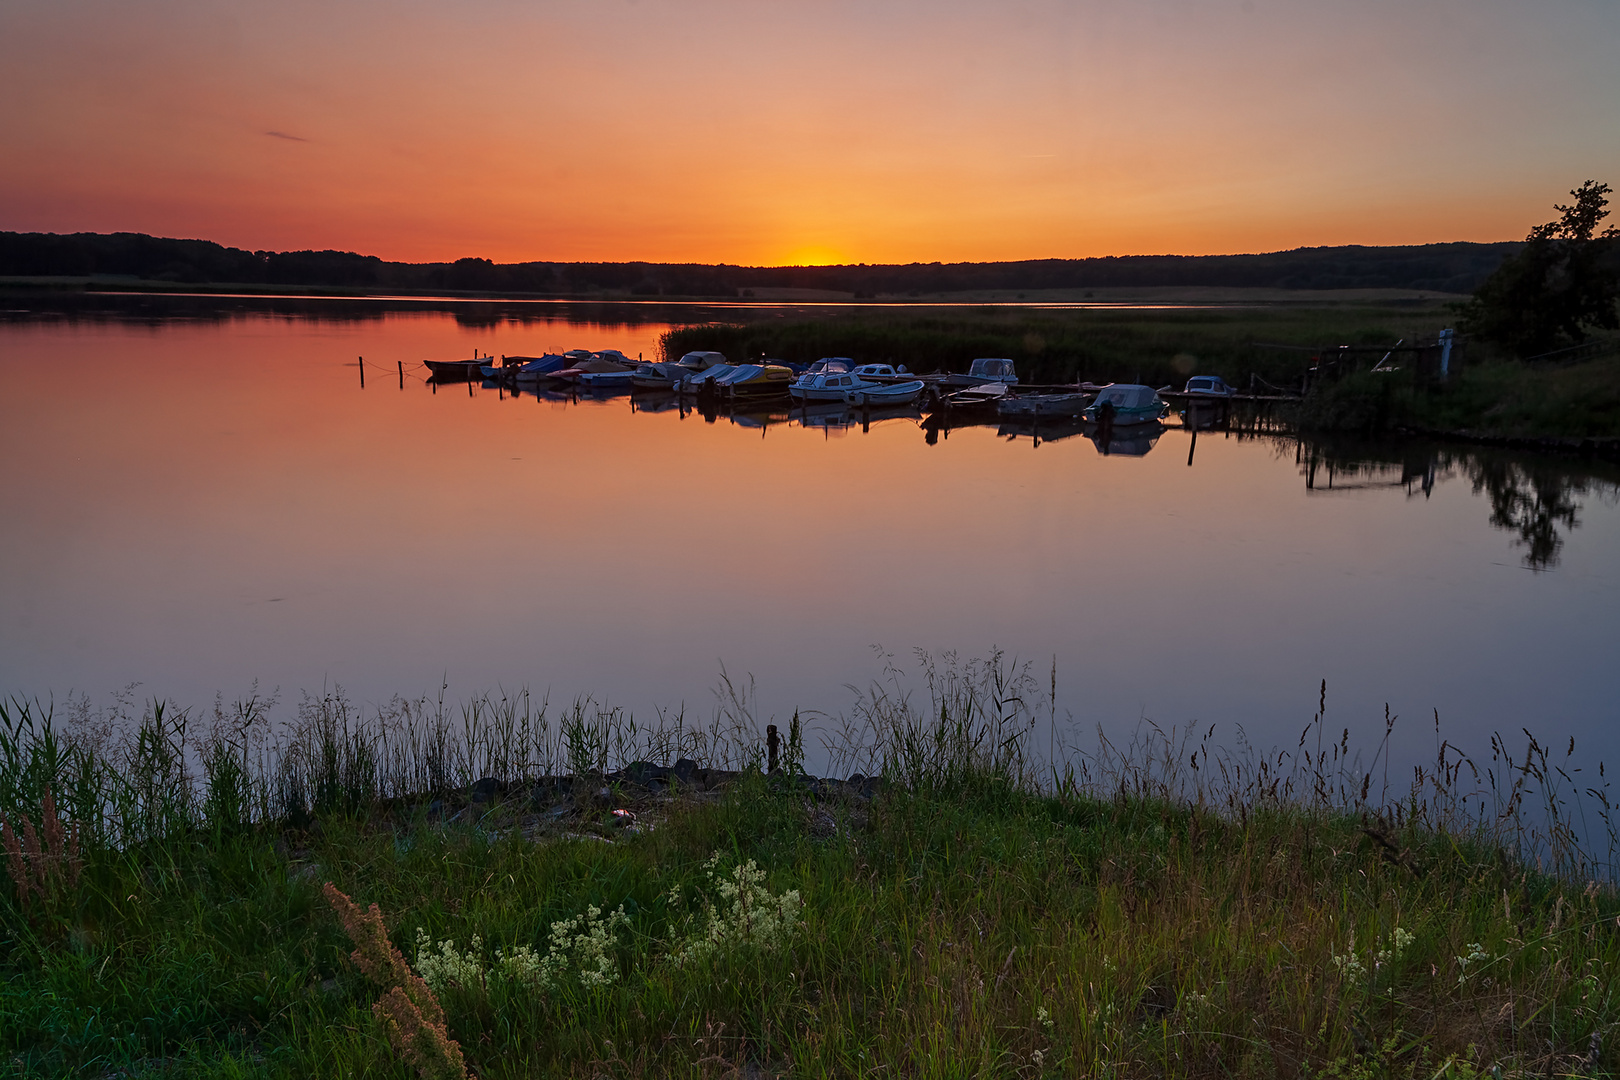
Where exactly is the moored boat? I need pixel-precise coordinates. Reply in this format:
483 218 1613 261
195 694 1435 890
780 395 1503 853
1183 375 1234 398
714 363 794 395
845 379 925 406
1081 383 1170 425
849 363 915 384
512 354 571 384
630 361 690 389
789 369 879 402
939 358 1018 389
425 353 495 381
997 391 1089 418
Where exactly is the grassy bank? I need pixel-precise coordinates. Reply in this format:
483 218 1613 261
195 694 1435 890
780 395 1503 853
661 307 1620 441
3 664 1618 1078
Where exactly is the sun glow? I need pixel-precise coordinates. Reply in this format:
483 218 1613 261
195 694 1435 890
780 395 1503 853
780 246 848 268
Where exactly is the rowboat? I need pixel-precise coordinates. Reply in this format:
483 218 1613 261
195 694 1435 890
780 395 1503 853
845 380 925 406
424 353 495 381
997 392 1089 418
939 381 1011 409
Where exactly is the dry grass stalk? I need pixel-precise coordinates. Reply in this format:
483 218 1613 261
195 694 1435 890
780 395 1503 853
1 787 82 910
323 881 469 1080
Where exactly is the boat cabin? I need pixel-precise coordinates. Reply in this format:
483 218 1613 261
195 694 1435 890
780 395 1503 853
1184 375 1233 396
851 363 910 381
676 350 728 370
967 358 1018 384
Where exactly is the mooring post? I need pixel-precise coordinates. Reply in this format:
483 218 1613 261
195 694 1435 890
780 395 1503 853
397 360 404 389
358 356 364 388
767 724 779 773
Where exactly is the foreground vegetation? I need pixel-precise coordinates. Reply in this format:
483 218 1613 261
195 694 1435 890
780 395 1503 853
3 660 1618 1078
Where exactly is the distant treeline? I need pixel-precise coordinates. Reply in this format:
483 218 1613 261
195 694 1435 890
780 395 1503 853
0 229 1518 296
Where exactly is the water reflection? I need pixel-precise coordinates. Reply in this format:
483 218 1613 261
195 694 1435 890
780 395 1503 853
1294 437 1619 570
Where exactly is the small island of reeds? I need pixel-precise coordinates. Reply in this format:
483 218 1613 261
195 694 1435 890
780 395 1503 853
2 655 1617 1078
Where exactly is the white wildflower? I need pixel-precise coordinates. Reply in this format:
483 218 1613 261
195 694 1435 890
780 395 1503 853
413 928 488 994
671 858 803 966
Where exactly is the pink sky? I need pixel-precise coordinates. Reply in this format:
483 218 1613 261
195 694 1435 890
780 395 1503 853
2 0 1617 264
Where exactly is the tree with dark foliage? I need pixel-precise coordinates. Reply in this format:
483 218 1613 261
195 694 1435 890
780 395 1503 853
1460 180 1620 356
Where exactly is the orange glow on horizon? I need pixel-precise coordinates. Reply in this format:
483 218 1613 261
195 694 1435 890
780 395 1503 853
1 2 1617 265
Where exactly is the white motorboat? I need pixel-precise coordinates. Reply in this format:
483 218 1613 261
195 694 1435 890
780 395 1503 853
845 379 925 406
789 370 879 401
849 363 915 384
798 358 854 379
940 358 1018 388
1183 375 1234 398
674 350 729 372
631 361 689 389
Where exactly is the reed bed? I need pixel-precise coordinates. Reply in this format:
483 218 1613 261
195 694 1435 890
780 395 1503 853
1 652 1617 1078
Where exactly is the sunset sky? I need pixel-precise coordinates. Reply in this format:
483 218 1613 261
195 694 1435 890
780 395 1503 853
3 0 1618 265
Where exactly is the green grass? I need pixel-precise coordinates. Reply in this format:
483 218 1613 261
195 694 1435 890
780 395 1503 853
659 304 1459 389
3 660 1618 1078
661 307 1620 440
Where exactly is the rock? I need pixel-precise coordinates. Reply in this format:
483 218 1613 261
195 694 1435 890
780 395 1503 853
469 777 503 804
530 778 570 808
620 761 672 787
671 758 701 787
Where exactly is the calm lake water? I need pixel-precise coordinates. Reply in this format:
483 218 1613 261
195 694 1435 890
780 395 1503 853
2 300 1617 777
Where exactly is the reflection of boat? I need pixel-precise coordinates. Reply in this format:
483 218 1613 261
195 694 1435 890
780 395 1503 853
789 370 877 401
997 392 1088 418
940 358 1018 388
1087 420 1164 456
997 417 1087 444
846 380 924 406
629 390 682 413
425 353 495 381
1081 384 1169 425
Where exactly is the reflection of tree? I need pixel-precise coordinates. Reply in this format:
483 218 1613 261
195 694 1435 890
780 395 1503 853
1466 459 1589 570
1290 434 1618 572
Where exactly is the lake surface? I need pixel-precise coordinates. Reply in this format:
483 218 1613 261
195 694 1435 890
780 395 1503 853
3 300 1617 778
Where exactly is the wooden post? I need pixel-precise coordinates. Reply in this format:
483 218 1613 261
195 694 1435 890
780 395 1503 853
767 725 779 773
397 360 404 389
358 356 364 388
